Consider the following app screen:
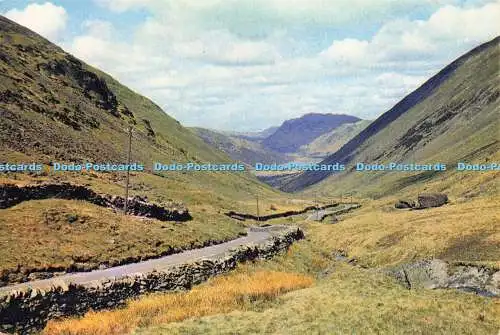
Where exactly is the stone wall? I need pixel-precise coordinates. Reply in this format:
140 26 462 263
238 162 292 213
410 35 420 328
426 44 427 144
0 227 304 334
0 183 190 221
225 203 339 221
313 204 362 222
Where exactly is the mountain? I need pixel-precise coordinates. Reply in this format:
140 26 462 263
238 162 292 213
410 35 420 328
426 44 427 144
0 14 274 197
194 117 368 166
0 15 298 288
281 37 500 195
262 113 361 153
0 14 286 243
221 126 279 141
191 127 289 165
297 120 371 158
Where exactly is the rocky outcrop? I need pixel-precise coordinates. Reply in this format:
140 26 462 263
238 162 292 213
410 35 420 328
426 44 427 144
395 199 416 209
0 227 303 334
38 56 126 119
417 193 448 209
334 251 500 297
226 203 339 221
394 193 448 210
390 259 499 297
0 183 190 221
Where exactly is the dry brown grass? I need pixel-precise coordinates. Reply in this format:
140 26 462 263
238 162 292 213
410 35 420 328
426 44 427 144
310 195 500 268
0 199 245 282
43 271 313 335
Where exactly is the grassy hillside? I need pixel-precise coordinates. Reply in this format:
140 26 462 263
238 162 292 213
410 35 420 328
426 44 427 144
262 113 361 153
297 120 371 158
281 37 499 197
44 194 500 335
191 127 290 165
0 15 311 283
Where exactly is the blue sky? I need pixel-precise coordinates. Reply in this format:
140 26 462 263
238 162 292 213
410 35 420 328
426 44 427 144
1 0 499 131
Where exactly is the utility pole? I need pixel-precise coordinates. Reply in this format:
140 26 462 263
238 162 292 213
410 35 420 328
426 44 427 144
314 192 319 220
256 194 260 221
124 125 133 215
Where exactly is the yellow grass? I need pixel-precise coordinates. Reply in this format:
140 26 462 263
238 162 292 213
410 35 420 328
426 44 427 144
0 199 245 277
311 195 500 268
43 271 314 335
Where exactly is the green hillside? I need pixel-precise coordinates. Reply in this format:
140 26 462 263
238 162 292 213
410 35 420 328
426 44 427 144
297 120 371 158
282 37 499 199
0 14 289 201
191 127 290 166
0 15 303 285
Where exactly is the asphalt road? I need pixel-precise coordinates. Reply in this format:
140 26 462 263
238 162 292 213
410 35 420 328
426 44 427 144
306 204 360 221
0 227 283 294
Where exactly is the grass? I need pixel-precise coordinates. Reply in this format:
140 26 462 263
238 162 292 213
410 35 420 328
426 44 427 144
42 271 314 335
310 195 500 268
41 194 500 335
0 167 319 281
136 264 500 335
0 199 246 281
0 18 299 282
127 235 500 335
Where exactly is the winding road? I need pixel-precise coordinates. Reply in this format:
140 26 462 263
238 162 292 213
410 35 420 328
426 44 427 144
0 226 284 294
306 203 361 221
0 204 361 295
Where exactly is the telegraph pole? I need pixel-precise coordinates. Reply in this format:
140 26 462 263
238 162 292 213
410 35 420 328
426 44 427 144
124 125 133 215
256 194 260 221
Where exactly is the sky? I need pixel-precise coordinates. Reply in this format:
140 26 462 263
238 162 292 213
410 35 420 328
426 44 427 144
1 0 499 131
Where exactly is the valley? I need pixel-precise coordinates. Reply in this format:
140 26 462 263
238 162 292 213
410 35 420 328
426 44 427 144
0 10 498 335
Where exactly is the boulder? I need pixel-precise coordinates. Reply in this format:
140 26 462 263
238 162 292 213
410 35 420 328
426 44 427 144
395 199 416 209
417 193 448 209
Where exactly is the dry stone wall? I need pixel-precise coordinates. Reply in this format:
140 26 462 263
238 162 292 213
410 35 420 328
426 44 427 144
225 203 339 221
0 227 304 334
0 183 190 221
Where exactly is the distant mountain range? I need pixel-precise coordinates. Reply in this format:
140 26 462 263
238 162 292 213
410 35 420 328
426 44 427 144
190 127 290 166
221 126 280 141
194 114 369 165
297 120 371 159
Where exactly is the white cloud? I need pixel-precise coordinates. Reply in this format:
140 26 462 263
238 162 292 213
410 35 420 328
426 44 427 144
169 29 281 65
320 39 371 64
69 20 170 78
4 2 68 41
321 1 500 65
68 0 500 131
82 19 114 39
